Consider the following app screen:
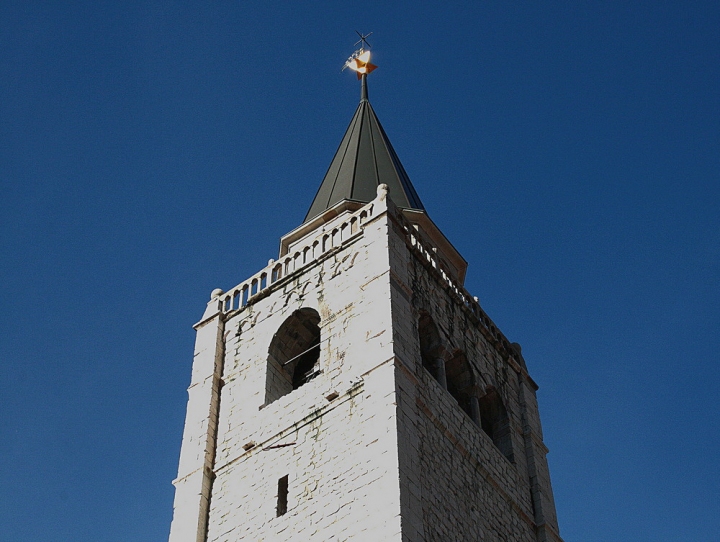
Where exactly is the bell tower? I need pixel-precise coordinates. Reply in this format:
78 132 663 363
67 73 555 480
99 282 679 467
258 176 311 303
169 44 562 542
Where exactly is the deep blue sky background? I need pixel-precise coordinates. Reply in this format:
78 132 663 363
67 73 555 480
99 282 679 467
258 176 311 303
1 2 718 541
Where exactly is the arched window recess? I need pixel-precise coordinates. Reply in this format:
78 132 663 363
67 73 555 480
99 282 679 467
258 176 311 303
476 385 514 462
265 308 322 405
418 312 447 388
445 350 477 422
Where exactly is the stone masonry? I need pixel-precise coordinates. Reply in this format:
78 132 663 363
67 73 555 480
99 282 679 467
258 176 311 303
169 185 563 541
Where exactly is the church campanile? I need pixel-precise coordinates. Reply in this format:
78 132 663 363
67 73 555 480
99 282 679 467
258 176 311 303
169 44 563 542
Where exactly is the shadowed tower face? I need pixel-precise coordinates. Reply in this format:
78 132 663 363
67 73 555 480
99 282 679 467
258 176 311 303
168 47 563 542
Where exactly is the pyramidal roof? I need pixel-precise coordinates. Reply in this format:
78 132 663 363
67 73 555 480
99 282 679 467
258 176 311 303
304 77 426 222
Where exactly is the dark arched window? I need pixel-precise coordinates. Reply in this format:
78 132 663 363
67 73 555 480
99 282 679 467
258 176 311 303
477 388 514 462
265 308 321 405
419 312 444 386
445 351 475 420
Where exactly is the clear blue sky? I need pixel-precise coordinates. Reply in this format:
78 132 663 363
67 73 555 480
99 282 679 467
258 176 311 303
1 2 718 541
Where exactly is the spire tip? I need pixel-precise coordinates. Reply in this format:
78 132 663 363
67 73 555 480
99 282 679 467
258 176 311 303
342 33 377 102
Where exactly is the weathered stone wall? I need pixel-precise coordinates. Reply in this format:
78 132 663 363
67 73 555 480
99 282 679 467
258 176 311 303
207 365 401 541
169 308 224 542
387 203 562 542
170 190 562 542
203 202 407 541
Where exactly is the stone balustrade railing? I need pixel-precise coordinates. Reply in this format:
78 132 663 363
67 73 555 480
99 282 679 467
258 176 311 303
398 212 515 360
202 201 376 320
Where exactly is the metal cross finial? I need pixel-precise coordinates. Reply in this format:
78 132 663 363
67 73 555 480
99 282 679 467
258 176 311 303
354 31 373 50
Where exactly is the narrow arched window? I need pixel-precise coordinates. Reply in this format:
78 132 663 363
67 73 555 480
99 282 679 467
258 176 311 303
477 388 514 462
445 351 475 421
418 312 445 387
265 308 321 405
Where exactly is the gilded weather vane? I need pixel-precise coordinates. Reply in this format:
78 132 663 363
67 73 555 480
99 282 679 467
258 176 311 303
342 31 377 79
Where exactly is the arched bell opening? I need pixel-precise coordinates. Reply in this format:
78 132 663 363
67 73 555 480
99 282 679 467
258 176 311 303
477 387 514 462
445 350 476 421
265 308 321 405
418 311 446 388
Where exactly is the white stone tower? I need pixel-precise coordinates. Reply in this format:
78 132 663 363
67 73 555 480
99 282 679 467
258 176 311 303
169 49 563 542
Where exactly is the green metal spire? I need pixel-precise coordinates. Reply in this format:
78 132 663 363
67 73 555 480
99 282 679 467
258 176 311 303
304 74 426 222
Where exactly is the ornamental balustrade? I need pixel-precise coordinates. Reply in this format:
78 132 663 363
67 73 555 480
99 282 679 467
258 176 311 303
213 203 375 315
397 212 513 357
